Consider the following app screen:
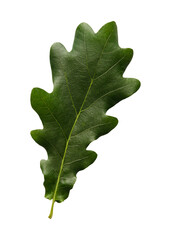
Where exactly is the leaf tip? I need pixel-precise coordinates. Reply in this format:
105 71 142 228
50 42 67 54
135 79 141 91
107 21 117 27
30 129 35 139
77 22 95 35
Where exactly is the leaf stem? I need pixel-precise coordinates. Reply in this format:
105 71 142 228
48 201 55 219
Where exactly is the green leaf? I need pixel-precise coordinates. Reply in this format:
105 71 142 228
31 21 140 218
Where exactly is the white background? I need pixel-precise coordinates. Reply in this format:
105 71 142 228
0 0 171 239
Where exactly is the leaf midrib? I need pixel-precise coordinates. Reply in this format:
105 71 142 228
48 30 113 218
48 78 94 218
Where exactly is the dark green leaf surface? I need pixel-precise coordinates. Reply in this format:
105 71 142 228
31 22 140 218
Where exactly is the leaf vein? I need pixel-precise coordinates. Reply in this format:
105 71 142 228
40 135 62 159
84 30 92 79
64 71 78 115
94 56 125 81
82 84 130 113
41 96 67 140
64 156 89 166
93 30 114 79
71 123 110 138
